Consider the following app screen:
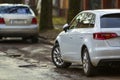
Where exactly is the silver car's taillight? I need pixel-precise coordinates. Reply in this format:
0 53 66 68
0 18 5 24
32 18 37 24
93 32 118 40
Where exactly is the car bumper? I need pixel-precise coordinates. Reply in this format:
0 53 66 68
0 28 39 37
90 47 120 67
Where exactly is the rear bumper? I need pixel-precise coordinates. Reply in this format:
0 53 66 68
0 28 39 37
98 59 120 67
90 47 120 67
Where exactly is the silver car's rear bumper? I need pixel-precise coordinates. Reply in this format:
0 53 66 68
91 47 120 67
0 27 39 37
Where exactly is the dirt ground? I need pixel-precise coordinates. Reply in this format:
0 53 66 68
0 29 120 80
39 29 62 40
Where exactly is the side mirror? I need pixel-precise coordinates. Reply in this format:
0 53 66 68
63 24 69 32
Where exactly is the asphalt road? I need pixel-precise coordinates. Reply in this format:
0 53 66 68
0 38 120 80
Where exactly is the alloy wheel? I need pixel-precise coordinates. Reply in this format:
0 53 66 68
53 46 64 66
83 50 89 74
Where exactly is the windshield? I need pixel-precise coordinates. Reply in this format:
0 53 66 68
0 6 32 14
101 13 120 28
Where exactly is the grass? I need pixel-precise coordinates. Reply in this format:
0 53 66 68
37 16 67 25
52 17 67 25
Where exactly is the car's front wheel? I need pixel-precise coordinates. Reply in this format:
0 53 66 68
82 48 96 76
52 43 71 68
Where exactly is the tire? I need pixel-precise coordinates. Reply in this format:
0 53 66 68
51 43 71 68
22 37 27 41
0 37 2 39
82 48 96 77
31 37 38 43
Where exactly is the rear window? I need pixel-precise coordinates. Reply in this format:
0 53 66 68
101 13 120 28
0 6 32 14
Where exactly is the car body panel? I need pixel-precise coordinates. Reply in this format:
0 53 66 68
55 9 120 67
0 4 38 38
3 14 33 26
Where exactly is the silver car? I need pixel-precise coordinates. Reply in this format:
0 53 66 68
52 9 120 76
0 4 39 43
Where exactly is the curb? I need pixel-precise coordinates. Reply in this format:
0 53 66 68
38 35 54 45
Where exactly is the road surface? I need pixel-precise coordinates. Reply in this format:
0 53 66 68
0 38 120 80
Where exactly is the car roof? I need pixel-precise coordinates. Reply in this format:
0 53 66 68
0 4 29 7
82 9 120 16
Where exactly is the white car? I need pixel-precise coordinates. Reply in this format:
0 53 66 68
51 9 120 76
0 4 39 43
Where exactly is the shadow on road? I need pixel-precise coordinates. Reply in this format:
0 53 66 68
53 65 120 77
0 38 32 44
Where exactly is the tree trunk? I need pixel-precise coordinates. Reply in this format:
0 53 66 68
67 0 81 23
0 0 3 3
40 0 53 30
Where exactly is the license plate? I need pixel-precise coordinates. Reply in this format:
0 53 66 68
10 19 27 24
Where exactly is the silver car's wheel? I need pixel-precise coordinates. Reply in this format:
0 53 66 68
53 45 64 66
31 37 38 43
82 48 96 76
52 43 71 68
0 37 2 39
83 51 89 73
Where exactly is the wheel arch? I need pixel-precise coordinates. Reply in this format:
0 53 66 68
81 38 94 62
54 35 63 48
52 39 71 68
81 45 87 61
81 44 96 76
55 40 59 45
81 44 95 67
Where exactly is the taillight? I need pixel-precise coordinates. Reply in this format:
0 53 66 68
0 18 5 24
32 18 37 24
93 32 118 40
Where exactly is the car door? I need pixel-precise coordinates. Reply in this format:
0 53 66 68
61 12 95 63
61 13 85 62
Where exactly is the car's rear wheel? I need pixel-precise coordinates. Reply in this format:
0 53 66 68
0 37 2 40
22 37 27 41
52 43 71 68
82 48 96 76
31 37 38 43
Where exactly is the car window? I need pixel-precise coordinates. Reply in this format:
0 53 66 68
69 13 84 29
69 19 77 29
69 12 95 29
0 6 32 14
77 13 95 28
101 13 120 28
